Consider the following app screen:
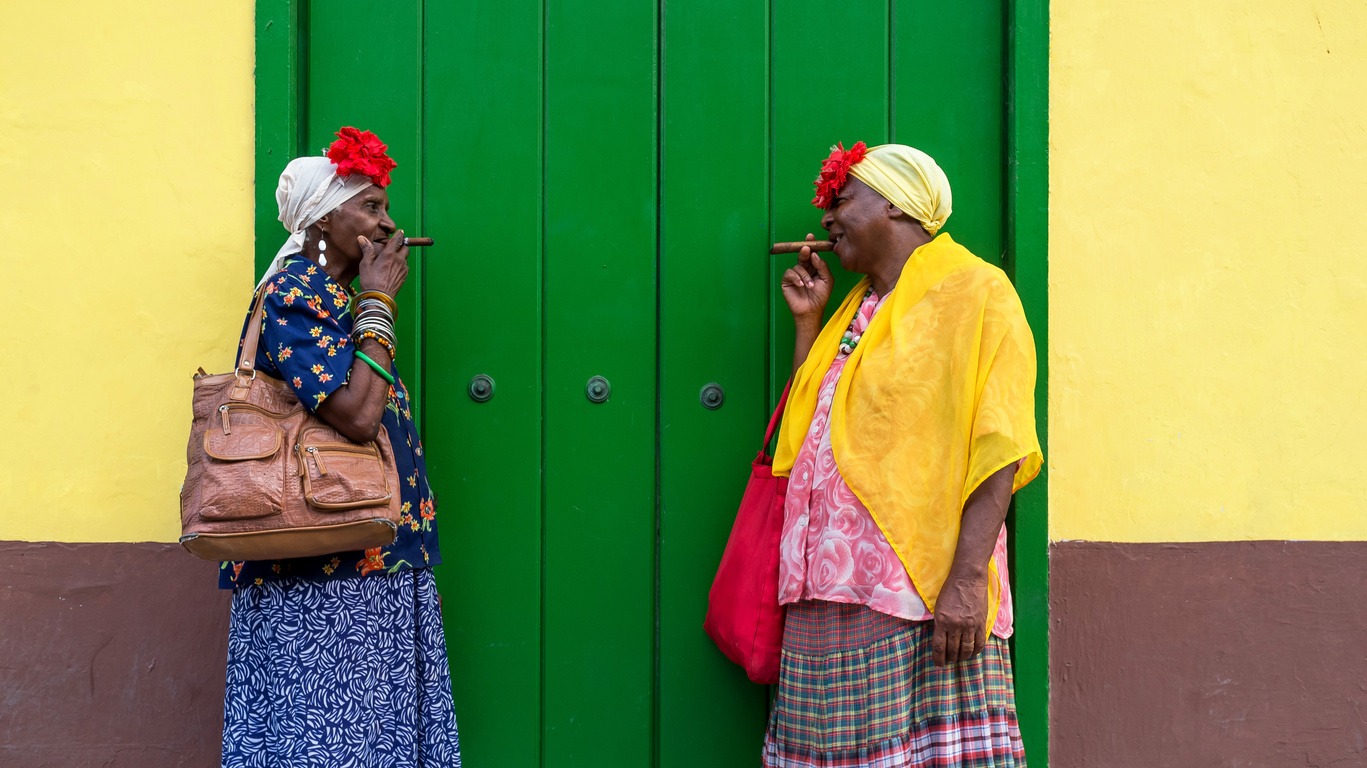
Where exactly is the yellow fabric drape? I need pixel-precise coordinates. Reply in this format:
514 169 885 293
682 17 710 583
773 233 1042 630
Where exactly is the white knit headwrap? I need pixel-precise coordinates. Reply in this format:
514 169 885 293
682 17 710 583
256 156 374 290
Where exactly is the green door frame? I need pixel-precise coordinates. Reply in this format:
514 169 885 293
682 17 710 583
1006 0 1050 764
250 0 1050 762
253 0 305 282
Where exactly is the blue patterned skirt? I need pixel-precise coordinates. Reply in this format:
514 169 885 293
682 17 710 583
222 568 461 767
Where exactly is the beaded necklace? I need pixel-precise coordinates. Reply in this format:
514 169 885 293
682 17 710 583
839 287 877 355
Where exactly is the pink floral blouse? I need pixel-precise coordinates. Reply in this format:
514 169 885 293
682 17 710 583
777 289 1015 638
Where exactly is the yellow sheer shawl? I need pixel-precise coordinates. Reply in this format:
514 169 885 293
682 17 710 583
773 233 1042 628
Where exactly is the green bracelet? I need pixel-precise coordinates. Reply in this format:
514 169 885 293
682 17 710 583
355 350 396 385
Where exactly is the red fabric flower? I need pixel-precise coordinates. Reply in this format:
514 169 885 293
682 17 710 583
326 126 398 187
811 141 868 209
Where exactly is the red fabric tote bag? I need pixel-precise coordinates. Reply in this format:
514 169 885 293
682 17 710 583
704 383 790 684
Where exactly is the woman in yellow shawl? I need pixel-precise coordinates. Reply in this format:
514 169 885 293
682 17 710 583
762 142 1041 768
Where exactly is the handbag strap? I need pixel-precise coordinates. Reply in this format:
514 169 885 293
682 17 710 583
760 380 792 453
230 288 270 400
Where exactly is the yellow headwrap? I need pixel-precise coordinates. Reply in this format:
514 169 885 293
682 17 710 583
849 144 953 236
773 233 1042 631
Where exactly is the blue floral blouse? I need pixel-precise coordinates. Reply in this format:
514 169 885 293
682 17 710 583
219 257 442 589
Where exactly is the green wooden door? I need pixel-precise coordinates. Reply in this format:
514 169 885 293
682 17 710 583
256 2 1042 766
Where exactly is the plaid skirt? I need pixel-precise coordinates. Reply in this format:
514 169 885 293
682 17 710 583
763 600 1026 768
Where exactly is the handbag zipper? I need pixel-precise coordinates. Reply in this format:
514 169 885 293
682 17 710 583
302 443 384 478
218 402 288 435
307 446 327 475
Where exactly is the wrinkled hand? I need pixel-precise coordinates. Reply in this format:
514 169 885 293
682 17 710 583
932 570 989 666
780 233 834 322
357 229 410 298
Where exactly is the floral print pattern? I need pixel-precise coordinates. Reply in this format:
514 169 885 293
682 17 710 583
778 289 1015 638
220 257 441 589
222 568 461 767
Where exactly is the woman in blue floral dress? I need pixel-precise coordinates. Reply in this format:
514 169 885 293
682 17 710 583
220 128 460 767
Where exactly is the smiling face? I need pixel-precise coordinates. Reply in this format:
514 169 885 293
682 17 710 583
322 185 396 262
820 177 899 274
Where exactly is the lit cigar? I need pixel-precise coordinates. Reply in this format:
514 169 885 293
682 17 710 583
770 240 834 254
402 237 434 247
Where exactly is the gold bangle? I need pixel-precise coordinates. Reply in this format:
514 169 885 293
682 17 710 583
354 290 397 315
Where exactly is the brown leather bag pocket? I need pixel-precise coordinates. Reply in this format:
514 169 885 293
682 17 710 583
296 428 393 511
197 403 286 521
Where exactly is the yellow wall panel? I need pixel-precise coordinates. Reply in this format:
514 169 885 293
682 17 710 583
0 2 254 542
1050 1 1367 541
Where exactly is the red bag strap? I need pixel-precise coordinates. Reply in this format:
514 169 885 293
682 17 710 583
760 380 792 452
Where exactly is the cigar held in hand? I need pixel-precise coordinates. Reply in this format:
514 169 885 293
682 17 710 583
402 237 434 247
770 240 834 254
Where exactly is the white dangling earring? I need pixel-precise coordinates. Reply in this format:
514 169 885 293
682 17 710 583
317 237 328 267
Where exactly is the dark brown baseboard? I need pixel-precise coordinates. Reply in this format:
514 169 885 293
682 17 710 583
0 541 230 768
1050 540 1367 768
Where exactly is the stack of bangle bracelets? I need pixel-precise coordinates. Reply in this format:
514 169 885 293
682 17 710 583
351 290 398 385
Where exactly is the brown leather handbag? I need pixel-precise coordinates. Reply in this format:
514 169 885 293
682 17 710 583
178 289 401 561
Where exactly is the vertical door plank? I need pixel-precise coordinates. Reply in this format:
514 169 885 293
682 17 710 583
305 0 425 416
658 1 771 766
769 0 890 398
543 0 657 765
424 1 545 766
892 0 1006 264
254 0 303 280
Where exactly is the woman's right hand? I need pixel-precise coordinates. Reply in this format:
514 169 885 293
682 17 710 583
780 233 834 322
356 230 410 297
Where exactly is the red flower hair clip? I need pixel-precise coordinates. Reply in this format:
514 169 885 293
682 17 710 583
811 141 868 209
326 126 398 188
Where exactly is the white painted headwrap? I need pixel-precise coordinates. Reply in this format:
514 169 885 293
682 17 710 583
256 156 374 290
849 144 953 236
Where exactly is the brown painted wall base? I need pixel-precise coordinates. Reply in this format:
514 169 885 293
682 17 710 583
1051 540 1367 768
0 541 230 768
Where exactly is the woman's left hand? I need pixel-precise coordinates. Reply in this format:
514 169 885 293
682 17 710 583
357 230 410 298
780 233 834 323
931 569 989 666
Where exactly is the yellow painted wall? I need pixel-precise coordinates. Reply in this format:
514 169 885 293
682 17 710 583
6 0 1362 545
0 2 254 542
1050 1 1367 541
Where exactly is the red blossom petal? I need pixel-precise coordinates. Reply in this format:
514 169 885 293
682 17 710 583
326 126 398 187
811 140 868 209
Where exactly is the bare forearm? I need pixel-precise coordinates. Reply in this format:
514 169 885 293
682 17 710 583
948 464 1016 580
315 338 393 443
792 317 822 376
931 463 1016 665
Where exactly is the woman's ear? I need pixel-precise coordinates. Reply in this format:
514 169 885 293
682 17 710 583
304 223 326 248
885 201 906 219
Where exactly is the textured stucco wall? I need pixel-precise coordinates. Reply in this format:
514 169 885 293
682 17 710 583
1049 3 1367 764
1050 0 1367 542
0 1 254 542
